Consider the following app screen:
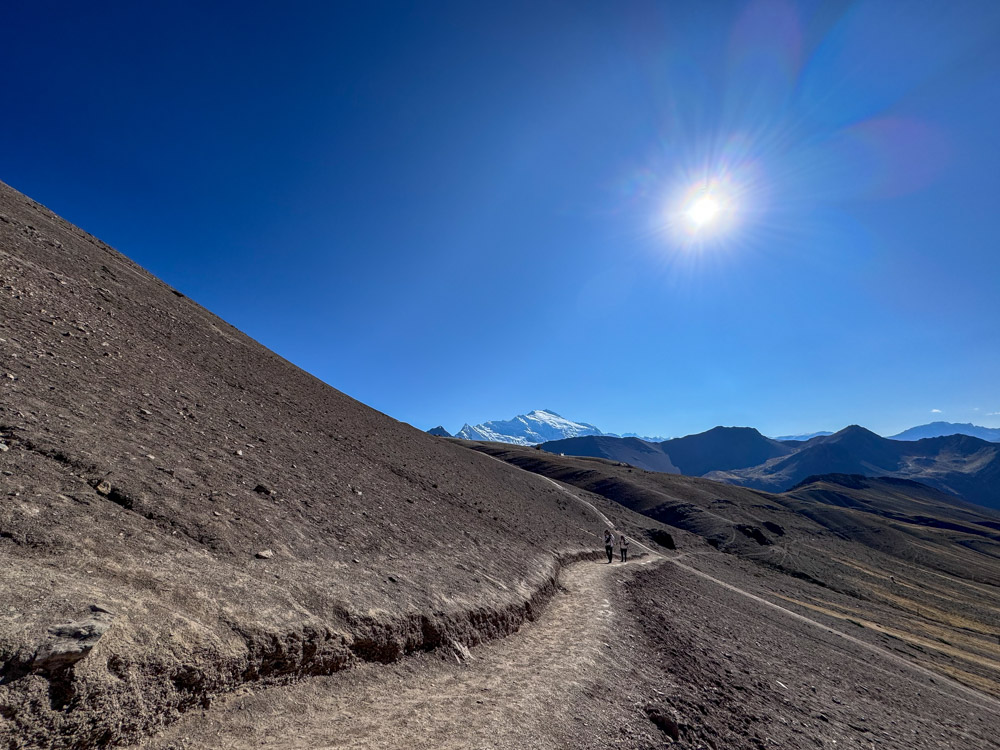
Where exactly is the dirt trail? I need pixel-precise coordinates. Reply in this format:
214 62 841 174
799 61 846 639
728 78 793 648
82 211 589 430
139 556 658 750
136 471 1000 749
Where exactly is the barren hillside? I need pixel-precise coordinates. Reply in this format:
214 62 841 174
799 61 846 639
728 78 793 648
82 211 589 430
0 181 664 748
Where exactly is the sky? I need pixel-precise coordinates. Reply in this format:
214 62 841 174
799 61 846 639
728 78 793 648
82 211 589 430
3 0 1000 439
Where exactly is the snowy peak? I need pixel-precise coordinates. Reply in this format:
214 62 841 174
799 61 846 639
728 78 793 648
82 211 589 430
455 409 605 445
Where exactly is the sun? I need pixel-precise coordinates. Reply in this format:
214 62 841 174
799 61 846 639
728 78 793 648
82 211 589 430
661 170 749 245
687 194 721 227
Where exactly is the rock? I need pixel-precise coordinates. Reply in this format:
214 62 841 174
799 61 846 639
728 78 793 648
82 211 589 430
735 524 772 546
649 529 676 550
96 480 112 496
256 549 274 559
762 521 785 537
452 641 472 662
253 484 274 496
645 704 681 742
32 614 112 673
0 442 8 452
235 449 243 456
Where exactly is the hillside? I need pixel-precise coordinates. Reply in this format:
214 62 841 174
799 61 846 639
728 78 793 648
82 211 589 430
0 181 665 748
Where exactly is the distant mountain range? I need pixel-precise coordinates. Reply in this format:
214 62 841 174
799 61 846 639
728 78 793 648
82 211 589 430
538 425 1000 509
888 421 1000 442
430 411 1000 508
432 411 1000 447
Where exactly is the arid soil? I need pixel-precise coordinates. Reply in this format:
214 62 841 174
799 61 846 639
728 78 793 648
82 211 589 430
627 554 1000 749
131 556 666 750
131 522 1000 750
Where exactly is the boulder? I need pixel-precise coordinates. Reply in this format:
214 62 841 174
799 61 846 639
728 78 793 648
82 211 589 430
31 608 113 673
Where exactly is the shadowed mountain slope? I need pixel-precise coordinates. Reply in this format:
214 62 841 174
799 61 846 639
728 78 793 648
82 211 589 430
538 435 679 474
0 181 667 748
659 426 794 475
540 426 793 476
540 425 1000 510
786 474 1000 539
708 426 1000 509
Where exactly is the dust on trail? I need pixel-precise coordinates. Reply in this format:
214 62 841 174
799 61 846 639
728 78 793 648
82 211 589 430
141 556 659 750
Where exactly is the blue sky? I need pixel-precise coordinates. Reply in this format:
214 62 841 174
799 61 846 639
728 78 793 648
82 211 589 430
3 1 1000 438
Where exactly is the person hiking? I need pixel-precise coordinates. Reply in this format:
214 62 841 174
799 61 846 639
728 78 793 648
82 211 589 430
619 533 630 563
604 529 615 563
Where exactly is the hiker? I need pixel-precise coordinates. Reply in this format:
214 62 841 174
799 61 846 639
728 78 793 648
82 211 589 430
620 533 630 563
604 529 615 563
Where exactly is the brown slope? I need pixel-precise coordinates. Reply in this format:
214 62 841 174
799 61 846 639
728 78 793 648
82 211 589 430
0 181 663 748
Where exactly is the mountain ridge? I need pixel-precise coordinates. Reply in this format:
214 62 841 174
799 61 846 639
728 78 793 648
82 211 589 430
527 424 1000 510
889 421 1000 442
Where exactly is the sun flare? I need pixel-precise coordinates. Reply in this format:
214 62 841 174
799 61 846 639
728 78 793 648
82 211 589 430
687 195 721 226
662 167 752 246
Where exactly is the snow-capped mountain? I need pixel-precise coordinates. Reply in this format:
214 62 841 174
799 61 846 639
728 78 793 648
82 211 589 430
455 409 605 445
621 432 670 443
772 431 834 441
